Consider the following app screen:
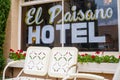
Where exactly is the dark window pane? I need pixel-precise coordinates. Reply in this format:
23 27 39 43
21 0 118 51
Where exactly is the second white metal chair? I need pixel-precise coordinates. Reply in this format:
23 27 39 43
48 47 107 80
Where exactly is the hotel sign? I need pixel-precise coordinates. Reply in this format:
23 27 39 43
21 0 118 51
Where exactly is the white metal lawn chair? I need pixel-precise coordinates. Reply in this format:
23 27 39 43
2 46 51 80
112 61 120 80
48 47 107 80
3 46 108 80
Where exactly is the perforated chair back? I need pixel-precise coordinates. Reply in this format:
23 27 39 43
48 47 78 78
24 46 51 76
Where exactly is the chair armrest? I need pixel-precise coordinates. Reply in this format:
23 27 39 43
66 64 77 73
62 73 108 80
2 60 24 80
113 61 120 80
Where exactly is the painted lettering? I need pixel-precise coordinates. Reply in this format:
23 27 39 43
25 7 43 25
27 22 106 44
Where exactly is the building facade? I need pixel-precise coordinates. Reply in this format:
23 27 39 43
4 0 120 79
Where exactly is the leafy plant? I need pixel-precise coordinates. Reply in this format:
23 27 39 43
9 49 26 60
78 51 120 64
0 0 11 74
0 49 5 71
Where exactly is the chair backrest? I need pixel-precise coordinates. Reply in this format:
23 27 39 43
24 46 51 76
48 47 78 78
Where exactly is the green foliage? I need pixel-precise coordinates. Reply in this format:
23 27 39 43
0 49 5 70
0 0 11 72
9 49 26 60
9 53 26 60
78 53 120 64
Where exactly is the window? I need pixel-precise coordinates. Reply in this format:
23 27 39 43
19 0 119 51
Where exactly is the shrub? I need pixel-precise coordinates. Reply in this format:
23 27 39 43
78 51 120 64
0 0 11 74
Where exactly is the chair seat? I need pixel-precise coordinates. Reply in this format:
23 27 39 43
5 76 52 80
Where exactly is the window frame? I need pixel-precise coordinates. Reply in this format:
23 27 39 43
18 0 120 52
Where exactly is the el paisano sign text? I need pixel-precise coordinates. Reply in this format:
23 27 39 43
24 5 113 44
